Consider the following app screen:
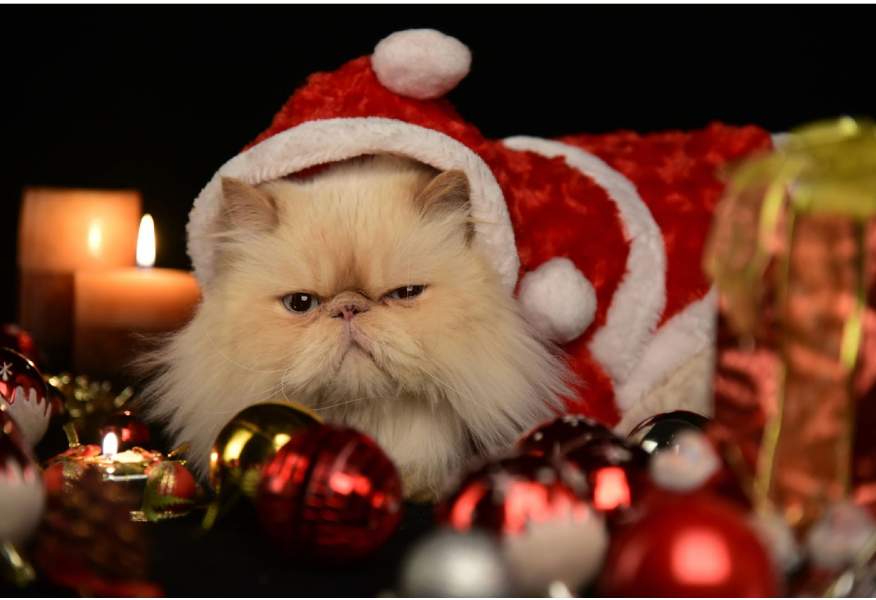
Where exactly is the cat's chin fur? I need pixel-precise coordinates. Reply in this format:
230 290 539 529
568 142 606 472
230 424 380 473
136 155 572 502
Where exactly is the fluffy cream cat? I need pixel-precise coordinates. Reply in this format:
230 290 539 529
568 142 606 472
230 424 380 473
139 155 572 501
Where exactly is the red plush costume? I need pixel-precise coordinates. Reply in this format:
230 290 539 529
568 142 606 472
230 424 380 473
186 29 773 432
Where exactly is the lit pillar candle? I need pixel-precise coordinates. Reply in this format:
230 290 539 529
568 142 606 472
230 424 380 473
17 188 142 371
73 215 201 382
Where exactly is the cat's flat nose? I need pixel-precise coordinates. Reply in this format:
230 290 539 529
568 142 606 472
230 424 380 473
335 303 368 321
330 293 371 321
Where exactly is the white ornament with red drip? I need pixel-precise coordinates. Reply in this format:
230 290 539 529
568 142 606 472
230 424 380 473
0 347 51 447
0 407 45 588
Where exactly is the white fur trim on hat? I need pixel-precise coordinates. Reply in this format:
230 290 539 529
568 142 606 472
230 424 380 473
187 117 519 295
372 29 471 100
519 257 596 343
503 137 666 383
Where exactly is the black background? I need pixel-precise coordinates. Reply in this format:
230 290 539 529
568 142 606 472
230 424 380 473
3 6 874 324
2 6 874 597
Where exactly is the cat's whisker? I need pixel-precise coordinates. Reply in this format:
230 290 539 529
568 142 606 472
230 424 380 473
416 364 490 412
171 373 293 415
317 394 395 411
200 321 295 374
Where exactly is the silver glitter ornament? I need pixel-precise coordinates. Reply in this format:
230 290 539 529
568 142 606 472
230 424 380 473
627 410 711 455
398 528 514 598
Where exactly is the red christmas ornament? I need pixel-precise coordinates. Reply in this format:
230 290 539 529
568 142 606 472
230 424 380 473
143 461 198 518
437 454 590 534
437 454 607 596
0 347 51 447
256 424 404 563
98 410 151 451
563 437 651 522
597 497 779 597
1 324 39 366
517 414 615 458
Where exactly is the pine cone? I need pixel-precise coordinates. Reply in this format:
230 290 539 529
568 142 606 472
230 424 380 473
35 468 153 588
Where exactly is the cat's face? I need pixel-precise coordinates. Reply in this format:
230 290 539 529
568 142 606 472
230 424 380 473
208 156 499 410
144 155 568 499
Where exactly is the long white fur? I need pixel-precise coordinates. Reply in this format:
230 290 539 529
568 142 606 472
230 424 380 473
138 156 571 501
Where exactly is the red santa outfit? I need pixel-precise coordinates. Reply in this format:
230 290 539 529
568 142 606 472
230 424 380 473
186 29 773 430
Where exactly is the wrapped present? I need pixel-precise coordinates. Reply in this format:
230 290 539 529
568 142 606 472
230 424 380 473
704 117 876 534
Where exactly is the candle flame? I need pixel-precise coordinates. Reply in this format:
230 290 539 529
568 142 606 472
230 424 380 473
102 432 119 456
137 214 156 268
87 221 102 256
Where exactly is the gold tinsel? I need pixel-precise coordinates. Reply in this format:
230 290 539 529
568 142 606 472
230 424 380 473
43 372 135 440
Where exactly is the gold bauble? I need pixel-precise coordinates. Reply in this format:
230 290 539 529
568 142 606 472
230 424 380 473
203 400 322 529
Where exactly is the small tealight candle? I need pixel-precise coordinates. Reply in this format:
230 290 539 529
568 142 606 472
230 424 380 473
73 214 201 381
98 430 150 487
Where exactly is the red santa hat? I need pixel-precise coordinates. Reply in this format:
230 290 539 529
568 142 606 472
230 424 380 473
188 29 597 341
187 29 772 427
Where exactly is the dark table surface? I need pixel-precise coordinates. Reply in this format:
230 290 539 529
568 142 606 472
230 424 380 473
15 417 437 598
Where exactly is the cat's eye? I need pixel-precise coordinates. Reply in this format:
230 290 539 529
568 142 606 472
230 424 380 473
387 285 426 300
282 292 321 313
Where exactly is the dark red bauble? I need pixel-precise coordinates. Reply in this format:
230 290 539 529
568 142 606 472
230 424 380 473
1 324 39 366
256 424 403 563
98 410 151 451
564 437 651 522
517 414 616 458
597 497 778 598
436 454 591 535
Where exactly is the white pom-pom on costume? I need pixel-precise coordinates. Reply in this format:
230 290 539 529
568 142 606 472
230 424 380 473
372 29 471 100
518 257 597 343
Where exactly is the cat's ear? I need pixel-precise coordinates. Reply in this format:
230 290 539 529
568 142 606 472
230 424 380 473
414 170 474 242
220 177 279 233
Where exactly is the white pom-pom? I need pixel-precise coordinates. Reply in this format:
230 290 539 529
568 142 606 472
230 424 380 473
372 29 471 100
648 430 720 492
518 257 597 343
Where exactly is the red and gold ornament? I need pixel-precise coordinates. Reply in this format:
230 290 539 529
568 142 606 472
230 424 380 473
43 459 88 495
257 424 403 564
0 347 51 447
597 495 779 597
142 461 198 520
517 414 615 458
